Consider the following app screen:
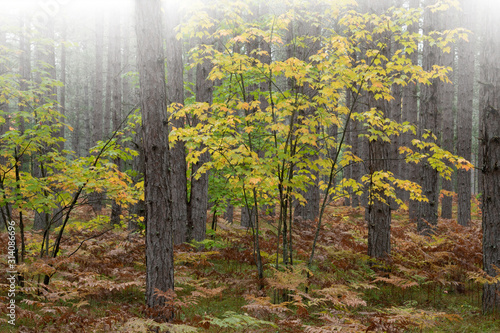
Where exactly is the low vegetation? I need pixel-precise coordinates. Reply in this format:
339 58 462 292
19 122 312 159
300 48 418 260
1 197 498 332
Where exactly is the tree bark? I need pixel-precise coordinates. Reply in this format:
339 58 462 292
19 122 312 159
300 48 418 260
439 6 456 220
350 115 361 207
33 17 57 231
402 0 420 223
224 203 234 224
83 82 91 155
0 30 9 230
417 1 440 234
367 140 391 258
18 11 30 143
93 10 104 146
90 9 105 213
241 206 255 228
456 0 475 226
110 8 122 226
135 0 174 314
104 13 113 139
122 12 133 109
240 4 260 228
293 9 321 222
480 0 500 313
59 21 67 149
389 83 402 209
165 0 189 244
343 90 352 206
365 0 392 259
189 35 214 241
72 91 80 157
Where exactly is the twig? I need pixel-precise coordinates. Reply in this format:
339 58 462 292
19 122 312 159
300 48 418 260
66 228 114 258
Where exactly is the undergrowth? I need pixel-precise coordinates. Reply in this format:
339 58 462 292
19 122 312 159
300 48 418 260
1 199 499 332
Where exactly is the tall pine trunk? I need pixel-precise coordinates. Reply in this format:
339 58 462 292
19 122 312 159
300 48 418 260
0 30 9 230
365 0 392 259
439 6 456 220
403 0 420 222
292 8 321 223
135 0 174 315
480 0 500 313
417 1 440 234
189 31 214 242
90 9 105 213
165 0 189 244
456 0 475 226
33 18 57 231
110 9 122 226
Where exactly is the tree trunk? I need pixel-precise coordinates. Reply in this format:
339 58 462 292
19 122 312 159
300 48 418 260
402 0 420 222
224 203 234 224
72 92 81 157
122 12 133 109
240 4 260 228
189 34 214 242
84 82 91 155
130 141 145 231
293 10 321 222
0 30 9 230
480 0 500 313
165 0 188 244
350 116 361 207
389 83 402 209
241 206 255 228
135 0 174 314
90 9 105 213
33 18 57 231
93 10 104 147
258 3 275 217
367 141 391 258
59 22 66 148
18 12 30 142
438 6 456 220
104 13 113 139
343 90 352 206
417 1 440 234
456 0 475 226
481 94 500 313
365 0 392 259
110 8 122 226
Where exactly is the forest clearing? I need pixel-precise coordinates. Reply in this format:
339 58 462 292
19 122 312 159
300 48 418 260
1 0 500 332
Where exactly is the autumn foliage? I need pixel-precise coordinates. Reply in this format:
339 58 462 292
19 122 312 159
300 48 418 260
0 199 497 332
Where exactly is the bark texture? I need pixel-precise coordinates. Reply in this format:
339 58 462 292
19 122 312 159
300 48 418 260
365 0 392 259
439 6 456 220
0 30 9 230
165 0 188 245
33 18 57 231
402 0 420 222
456 0 475 226
135 0 174 313
189 33 214 241
417 1 440 234
293 11 321 222
89 10 105 213
110 9 122 226
480 0 500 313
59 22 66 149
367 138 391 258
104 13 113 138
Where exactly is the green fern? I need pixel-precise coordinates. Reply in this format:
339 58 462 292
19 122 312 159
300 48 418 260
202 311 278 330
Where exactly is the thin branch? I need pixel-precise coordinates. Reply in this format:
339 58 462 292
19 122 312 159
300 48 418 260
66 228 114 258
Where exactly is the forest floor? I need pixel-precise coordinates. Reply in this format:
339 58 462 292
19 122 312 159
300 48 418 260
1 197 500 332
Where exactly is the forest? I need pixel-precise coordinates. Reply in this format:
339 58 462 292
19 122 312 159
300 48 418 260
0 0 500 332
